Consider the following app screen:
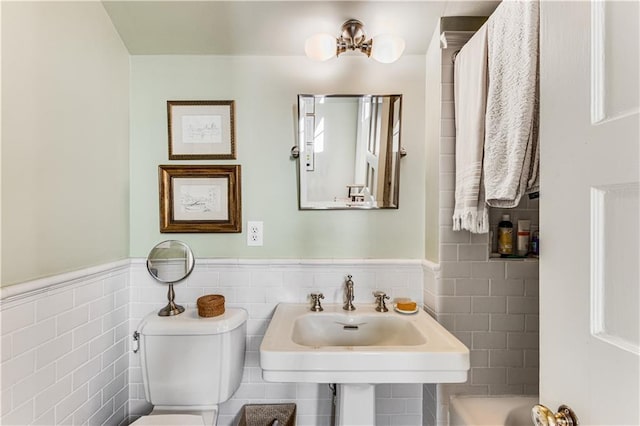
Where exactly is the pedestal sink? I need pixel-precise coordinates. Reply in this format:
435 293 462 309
260 303 470 425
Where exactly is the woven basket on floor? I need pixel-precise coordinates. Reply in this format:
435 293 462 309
237 403 296 426
197 294 225 317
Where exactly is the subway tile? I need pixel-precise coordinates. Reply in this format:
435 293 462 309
441 83 454 102
490 280 525 296
33 408 55 426
36 333 72 369
437 314 455 331
437 279 455 296
455 279 489 296
471 262 506 280
508 332 539 349
470 232 490 244
102 340 125 369
1 400 34 426
491 314 525 332
525 350 540 367
489 350 524 367
104 406 125 426
57 345 89 380
440 190 455 208
103 372 126 403
437 296 471 313
34 375 72 418
525 279 540 296
219 270 252 287
508 367 539 385
89 365 114 396
458 245 488 262
74 281 103 307
470 350 489 368
440 208 454 226
101 306 128 332
507 297 539 314
377 398 406 414
472 367 507 385
455 314 489 331
13 364 56 408
440 172 456 191
73 357 101 390
391 383 421 398
440 244 458 262
89 295 115 321
55 383 88 423
73 319 102 349
57 305 89 335
0 351 36 390
12 320 56 355
1 335 11 362
472 296 506 313
87 399 114 426
441 227 471 244
90 330 114 359
526 315 539 332
452 331 472 348
524 384 539 395
506 262 539 279
36 291 74 322
472 332 507 350
439 261 472 279
489 384 525 395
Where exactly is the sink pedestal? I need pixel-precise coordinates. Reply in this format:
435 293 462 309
336 384 375 426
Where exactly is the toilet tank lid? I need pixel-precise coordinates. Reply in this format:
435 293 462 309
138 307 248 336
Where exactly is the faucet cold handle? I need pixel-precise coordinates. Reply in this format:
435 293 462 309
373 291 390 312
310 293 324 312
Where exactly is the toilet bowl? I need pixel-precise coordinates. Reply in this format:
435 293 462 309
131 307 247 426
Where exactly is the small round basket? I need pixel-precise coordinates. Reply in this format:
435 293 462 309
197 294 225 317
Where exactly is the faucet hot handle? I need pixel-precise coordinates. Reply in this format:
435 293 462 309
310 293 324 312
373 291 390 312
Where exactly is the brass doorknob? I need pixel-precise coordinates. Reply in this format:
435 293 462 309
532 404 579 426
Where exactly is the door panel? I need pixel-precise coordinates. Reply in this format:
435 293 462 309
540 1 639 425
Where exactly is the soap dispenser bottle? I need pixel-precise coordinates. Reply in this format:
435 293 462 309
498 214 514 257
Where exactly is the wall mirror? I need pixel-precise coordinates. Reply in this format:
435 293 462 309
294 94 405 209
147 240 195 316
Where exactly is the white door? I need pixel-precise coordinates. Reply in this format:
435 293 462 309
540 1 639 425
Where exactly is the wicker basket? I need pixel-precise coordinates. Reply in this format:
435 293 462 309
237 403 296 426
197 294 225 317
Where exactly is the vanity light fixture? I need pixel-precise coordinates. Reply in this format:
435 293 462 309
305 19 405 63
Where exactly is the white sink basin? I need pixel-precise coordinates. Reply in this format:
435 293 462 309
260 303 469 384
292 313 426 347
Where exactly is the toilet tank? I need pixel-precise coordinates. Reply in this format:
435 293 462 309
137 308 247 410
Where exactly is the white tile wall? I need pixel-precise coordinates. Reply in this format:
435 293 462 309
423 40 541 425
1 261 130 426
128 259 424 426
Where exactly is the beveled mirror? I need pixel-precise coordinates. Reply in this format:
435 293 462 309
146 240 195 316
295 94 404 209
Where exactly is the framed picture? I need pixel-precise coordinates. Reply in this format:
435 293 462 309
167 100 236 160
159 165 241 233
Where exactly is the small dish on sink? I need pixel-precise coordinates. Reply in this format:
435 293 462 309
394 304 419 314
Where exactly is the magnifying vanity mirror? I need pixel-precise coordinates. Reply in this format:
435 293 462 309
294 94 405 209
146 240 195 316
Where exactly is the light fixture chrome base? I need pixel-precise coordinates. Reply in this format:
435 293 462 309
158 283 184 316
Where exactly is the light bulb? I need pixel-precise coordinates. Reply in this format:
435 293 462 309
370 34 405 63
305 33 336 61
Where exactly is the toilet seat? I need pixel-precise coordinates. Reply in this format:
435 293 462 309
130 414 205 425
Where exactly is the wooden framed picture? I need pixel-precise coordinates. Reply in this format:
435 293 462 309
159 165 241 233
167 100 236 160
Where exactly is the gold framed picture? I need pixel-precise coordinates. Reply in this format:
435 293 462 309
167 100 236 160
159 165 241 233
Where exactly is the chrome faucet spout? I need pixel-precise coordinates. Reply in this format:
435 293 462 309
343 275 356 311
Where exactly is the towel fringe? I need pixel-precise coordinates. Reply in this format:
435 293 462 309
452 208 489 234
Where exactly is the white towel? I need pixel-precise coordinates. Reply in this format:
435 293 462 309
452 26 489 233
483 0 540 208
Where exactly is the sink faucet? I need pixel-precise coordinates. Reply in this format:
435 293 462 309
343 275 356 311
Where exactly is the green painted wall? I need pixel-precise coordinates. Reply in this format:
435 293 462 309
130 55 426 259
1 2 130 286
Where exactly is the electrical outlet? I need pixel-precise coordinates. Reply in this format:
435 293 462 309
247 221 263 246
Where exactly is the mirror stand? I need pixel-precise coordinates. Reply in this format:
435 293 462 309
158 283 185 317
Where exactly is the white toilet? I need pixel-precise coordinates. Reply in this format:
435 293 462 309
131 307 248 426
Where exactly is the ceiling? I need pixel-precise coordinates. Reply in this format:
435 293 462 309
102 1 500 55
